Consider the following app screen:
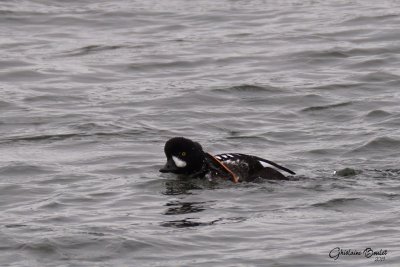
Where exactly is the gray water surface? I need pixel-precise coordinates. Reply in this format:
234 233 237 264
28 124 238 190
1 1 400 266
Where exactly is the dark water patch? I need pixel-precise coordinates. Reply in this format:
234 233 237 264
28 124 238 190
296 49 349 59
347 58 388 69
213 84 282 94
311 198 363 209
359 71 400 83
37 174 100 187
160 218 219 228
336 47 394 57
5 224 28 228
343 13 399 25
88 191 121 199
23 94 86 103
161 216 247 228
0 59 34 68
0 129 146 145
62 45 125 57
164 201 212 215
0 133 81 143
301 101 353 112
334 168 362 177
162 179 221 195
309 82 365 91
128 59 211 72
371 192 400 201
0 184 54 208
0 163 56 176
0 100 16 110
315 28 373 39
365 110 392 119
306 148 344 156
0 10 49 24
38 201 65 210
0 69 51 82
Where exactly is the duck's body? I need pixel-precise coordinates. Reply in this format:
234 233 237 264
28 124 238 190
160 137 295 182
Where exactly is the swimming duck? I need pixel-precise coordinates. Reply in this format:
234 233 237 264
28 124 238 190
159 137 295 182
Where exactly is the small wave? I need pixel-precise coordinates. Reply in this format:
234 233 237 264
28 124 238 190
312 198 361 209
128 59 210 71
0 100 14 109
5 224 28 228
307 148 341 156
226 134 274 142
359 71 400 83
62 45 124 57
350 136 400 154
301 101 352 112
343 13 399 25
0 130 145 144
213 84 281 93
0 163 55 176
23 95 85 103
306 50 349 59
348 58 387 69
309 82 364 90
365 110 392 119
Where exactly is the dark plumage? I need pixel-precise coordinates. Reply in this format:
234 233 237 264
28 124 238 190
160 137 295 182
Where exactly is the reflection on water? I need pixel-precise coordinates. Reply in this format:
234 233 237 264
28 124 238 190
164 200 211 215
160 216 248 228
160 218 220 228
162 178 219 195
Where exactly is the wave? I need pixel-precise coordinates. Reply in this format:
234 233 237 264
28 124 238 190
61 45 125 57
364 110 392 119
301 101 353 112
312 198 362 209
350 136 400 154
213 84 282 93
0 130 146 144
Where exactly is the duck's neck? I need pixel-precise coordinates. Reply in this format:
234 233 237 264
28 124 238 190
188 154 208 178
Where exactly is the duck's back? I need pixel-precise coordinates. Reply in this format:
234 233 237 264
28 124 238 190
214 153 288 181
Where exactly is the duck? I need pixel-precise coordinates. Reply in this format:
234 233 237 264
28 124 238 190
159 137 295 182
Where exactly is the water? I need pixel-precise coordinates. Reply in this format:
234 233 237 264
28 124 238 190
1 0 400 266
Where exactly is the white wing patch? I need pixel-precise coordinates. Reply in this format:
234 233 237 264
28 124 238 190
259 160 271 168
218 154 235 160
215 154 243 166
172 156 187 168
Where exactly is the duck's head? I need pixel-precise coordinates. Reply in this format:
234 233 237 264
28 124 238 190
160 137 205 175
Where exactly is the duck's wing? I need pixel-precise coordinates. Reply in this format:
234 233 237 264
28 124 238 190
244 154 296 175
204 153 239 183
215 153 296 175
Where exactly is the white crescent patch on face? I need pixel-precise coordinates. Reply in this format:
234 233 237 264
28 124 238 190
172 156 187 168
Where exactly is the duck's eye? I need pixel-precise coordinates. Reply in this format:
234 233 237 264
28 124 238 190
181 151 186 157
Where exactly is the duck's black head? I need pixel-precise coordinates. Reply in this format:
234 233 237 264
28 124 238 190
160 137 205 175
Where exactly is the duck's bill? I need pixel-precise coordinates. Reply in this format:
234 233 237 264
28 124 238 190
159 159 179 173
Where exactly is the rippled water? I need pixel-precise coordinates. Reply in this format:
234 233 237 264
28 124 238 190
1 0 400 266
